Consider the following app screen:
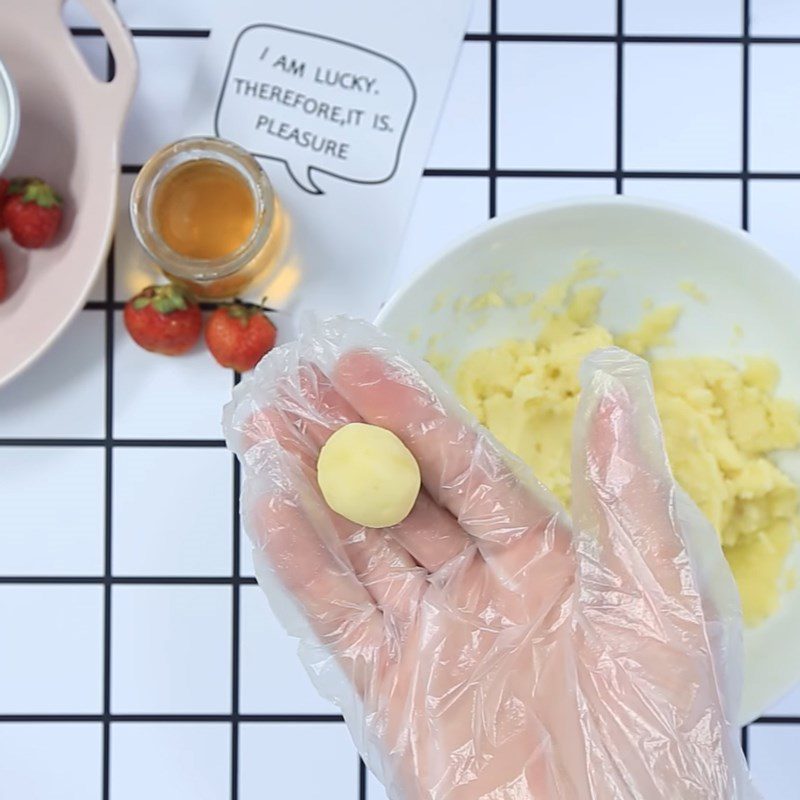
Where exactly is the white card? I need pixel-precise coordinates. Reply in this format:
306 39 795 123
184 0 474 321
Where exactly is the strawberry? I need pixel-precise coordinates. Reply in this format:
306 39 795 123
0 246 7 301
205 302 277 371
124 284 202 356
4 178 63 248
0 178 9 231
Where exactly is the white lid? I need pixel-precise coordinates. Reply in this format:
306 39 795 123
0 57 20 173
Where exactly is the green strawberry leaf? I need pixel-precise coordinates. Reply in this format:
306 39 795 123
224 301 269 326
7 178 63 208
151 296 173 314
171 292 188 311
7 177 33 195
132 284 194 315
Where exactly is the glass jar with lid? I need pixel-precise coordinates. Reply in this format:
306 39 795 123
130 136 286 299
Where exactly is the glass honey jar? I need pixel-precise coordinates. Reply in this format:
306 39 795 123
130 137 286 299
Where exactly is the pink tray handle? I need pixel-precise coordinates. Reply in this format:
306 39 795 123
61 0 138 122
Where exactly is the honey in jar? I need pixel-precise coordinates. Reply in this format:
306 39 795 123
131 137 285 299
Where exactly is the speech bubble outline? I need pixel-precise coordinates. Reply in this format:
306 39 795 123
215 24 418 195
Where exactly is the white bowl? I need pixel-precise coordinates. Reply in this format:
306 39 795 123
377 195 800 724
0 56 20 172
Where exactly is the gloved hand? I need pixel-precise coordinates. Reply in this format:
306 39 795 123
225 317 758 800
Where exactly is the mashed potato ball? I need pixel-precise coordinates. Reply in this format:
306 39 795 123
317 423 421 528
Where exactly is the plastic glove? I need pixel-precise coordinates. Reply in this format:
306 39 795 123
224 317 758 800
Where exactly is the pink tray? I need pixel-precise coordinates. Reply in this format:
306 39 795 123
0 0 137 387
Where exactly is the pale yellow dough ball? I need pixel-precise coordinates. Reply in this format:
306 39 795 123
317 422 421 528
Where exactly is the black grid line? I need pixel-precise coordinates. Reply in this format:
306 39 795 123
0 575 258 585
0 713 345 723
615 0 624 194
422 168 800 179
101 31 115 800
1 709 793 724
742 0 751 232
83 299 274 312
231 372 243 800
359 758 367 800
487 0 498 219
0 438 227 447
742 724 750 763
71 27 211 38
71 26 800 46
470 33 800 44
119 162 800 181
740 0 751 760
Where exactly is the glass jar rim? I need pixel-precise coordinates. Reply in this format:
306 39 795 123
130 136 276 282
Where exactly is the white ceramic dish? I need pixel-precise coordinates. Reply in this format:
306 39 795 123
0 0 137 388
377 196 800 725
0 57 20 172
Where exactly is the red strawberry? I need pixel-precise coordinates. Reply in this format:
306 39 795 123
124 284 202 356
205 302 277 371
0 246 7 301
4 178 63 248
0 178 9 231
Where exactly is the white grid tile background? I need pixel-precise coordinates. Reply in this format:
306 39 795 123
2 1 800 798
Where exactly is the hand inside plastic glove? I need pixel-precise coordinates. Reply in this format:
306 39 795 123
225 318 757 800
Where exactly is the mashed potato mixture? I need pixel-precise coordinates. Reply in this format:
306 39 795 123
450 269 800 625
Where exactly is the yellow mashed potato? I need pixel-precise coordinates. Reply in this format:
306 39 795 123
453 278 800 625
